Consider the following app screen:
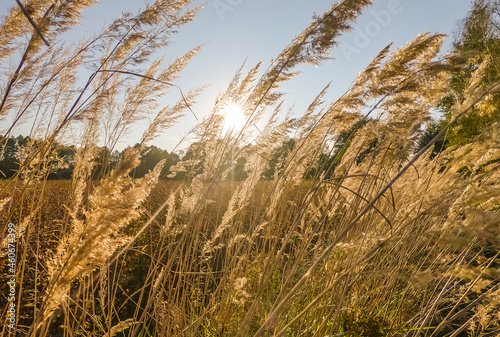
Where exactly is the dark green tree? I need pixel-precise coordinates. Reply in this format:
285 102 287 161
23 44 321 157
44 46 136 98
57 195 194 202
131 145 169 178
261 138 296 180
420 0 500 151
225 156 248 181
0 136 20 178
91 146 112 179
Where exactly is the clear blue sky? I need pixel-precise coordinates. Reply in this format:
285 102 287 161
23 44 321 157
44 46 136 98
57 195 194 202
1 0 474 152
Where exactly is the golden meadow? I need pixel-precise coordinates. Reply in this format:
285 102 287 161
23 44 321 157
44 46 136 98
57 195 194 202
0 0 499 336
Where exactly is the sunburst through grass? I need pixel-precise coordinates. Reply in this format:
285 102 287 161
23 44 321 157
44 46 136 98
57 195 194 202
221 102 247 134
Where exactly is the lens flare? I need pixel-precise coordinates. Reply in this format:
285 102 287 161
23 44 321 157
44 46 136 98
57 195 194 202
221 103 247 133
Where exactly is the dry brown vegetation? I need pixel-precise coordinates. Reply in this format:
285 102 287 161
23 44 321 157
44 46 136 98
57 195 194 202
0 0 499 336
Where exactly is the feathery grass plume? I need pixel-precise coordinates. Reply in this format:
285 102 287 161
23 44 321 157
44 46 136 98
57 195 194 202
248 46 392 192
239 0 372 136
74 4 201 149
254 45 399 230
31 148 163 331
0 196 9 212
139 45 204 144
0 0 50 61
1 0 201 176
141 86 202 145
0 0 97 63
69 144 97 212
194 63 291 257
201 114 293 257
0 0 97 120
413 139 500 336
167 65 267 222
333 34 456 173
101 45 204 147
159 191 178 239
103 318 135 337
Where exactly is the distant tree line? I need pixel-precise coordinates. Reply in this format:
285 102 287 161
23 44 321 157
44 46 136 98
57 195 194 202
0 121 375 182
0 136 259 180
0 135 293 181
0 136 178 180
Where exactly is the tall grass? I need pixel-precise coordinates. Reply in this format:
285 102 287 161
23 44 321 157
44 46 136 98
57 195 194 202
0 0 499 336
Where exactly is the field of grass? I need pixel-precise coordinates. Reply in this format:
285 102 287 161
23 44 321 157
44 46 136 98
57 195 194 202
0 0 499 336
1 160 499 336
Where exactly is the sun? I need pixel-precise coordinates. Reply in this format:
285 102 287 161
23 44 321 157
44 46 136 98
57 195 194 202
220 103 247 133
